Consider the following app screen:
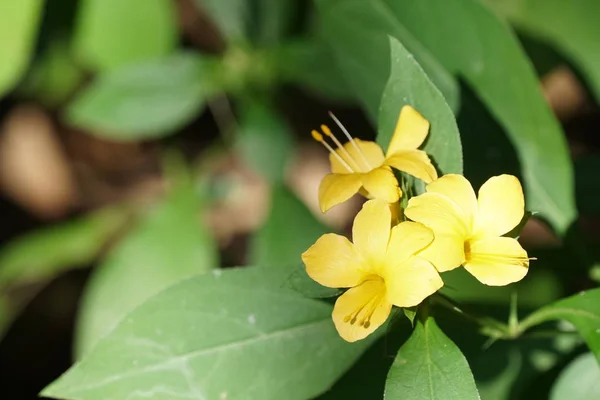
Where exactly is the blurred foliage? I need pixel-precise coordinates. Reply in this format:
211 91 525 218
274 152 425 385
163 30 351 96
0 0 599 398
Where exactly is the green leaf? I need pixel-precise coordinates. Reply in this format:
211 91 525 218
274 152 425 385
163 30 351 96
20 39 85 107
66 52 214 140
403 307 417 326
551 352 600 400
253 0 295 45
193 0 249 42
519 288 600 361
284 263 342 299
73 0 177 71
486 0 600 103
0 206 129 290
319 0 576 234
237 101 294 183
0 0 44 97
74 186 218 358
318 0 460 116
385 314 480 399
276 39 355 101
378 37 463 175
250 184 329 267
43 266 370 400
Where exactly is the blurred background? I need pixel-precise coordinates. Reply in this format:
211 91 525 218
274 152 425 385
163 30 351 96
0 0 599 398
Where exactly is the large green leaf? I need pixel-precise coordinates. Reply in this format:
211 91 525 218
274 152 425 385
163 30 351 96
74 186 218 358
319 0 576 233
519 288 600 361
486 0 600 103
43 266 370 400
193 0 249 42
317 0 460 116
0 0 44 97
385 314 480 399
67 52 214 140
0 206 129 290
249 184 328 267
253 0 295 45
551 352 600 400
73 0 177 71
276 39 355 101
378 37 463 175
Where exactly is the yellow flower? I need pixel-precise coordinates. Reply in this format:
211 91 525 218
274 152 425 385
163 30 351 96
312 106 438 212
404 174 531 286
301 199 443 342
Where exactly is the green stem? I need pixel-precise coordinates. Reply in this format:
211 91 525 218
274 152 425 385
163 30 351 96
431 293 510 338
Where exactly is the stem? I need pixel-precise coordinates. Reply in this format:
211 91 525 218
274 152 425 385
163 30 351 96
431 293 511 338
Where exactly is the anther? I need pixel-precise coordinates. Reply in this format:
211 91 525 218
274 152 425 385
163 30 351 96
311 130 324 142
321 124 361 171
363 321 371 329
321 125 333 136
310 129 354 173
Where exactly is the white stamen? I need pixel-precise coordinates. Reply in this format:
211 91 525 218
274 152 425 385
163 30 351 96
329 112 373 170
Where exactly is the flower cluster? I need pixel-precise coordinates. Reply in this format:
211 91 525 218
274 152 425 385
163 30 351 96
302 106 532 342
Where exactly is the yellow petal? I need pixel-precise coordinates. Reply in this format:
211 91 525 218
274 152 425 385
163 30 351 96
417 233 465 272
352 199 391 264
385 149 438 183
405 192 470 236
386 105 430 156
302 233 369 288
332 279 392 342
384 256 443 307
464 237 529 286
361 166 400 204
474 175 525 238
426 174 477 227
330 139 385 174
318 173 362 213
385 221 433 265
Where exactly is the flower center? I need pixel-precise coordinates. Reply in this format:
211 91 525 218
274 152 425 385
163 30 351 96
311 112 373 173
342 283 385 329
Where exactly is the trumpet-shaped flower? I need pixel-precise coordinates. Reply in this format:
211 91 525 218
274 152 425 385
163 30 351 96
312 106 438 213
301 199 443 342
405 174 531 286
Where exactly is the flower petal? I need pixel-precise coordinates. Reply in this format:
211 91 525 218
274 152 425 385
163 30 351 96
474 175 525 238
464 236 529 286
302 233 369 288
426 174 477 227
352 199 392 264
417 233 465 272
386 105 430 155
385 149 438 183
361 166 400 204
318 173 362 213
405 192 470 237
330 139 385 174
332 279 392 342
385 256 443 307
385 221 433 265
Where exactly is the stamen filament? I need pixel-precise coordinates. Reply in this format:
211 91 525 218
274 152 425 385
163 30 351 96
321 124 362 172
312 130 354 173
329 112 373 170
343 291 383 329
